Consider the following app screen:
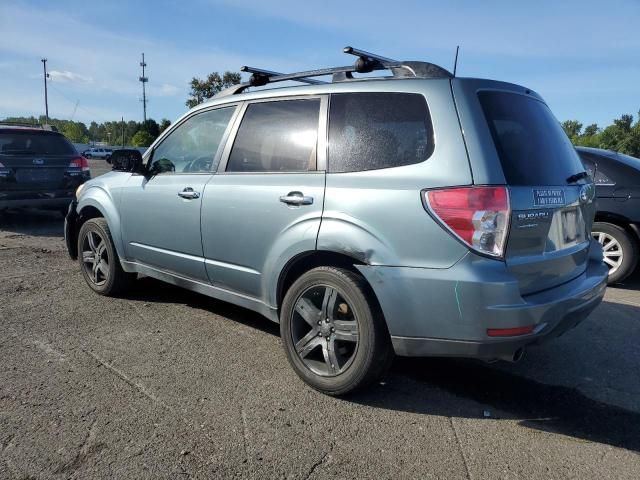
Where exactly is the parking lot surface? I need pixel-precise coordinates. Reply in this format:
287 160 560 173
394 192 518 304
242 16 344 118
1 159 639 479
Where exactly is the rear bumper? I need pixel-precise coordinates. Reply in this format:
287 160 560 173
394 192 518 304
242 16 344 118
357 240 608 360
0 197 73 209
0 189 76 210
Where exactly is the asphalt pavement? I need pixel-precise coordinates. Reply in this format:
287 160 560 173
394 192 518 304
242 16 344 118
0 159 638 479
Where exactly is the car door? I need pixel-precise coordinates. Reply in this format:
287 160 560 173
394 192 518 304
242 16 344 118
201 96 327 301
120 105 238 281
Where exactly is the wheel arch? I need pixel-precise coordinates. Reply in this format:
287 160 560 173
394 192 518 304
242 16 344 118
76 188 125 259
275 250 364 313
275 250 381 315
594 212 640 243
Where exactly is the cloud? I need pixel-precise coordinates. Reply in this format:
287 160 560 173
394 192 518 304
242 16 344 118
48 70 93 84
155 83 181 97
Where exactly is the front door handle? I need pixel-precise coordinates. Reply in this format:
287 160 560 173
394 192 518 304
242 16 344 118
178 187 200 199
279 191 313 206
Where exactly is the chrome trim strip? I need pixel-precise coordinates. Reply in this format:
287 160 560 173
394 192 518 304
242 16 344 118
129 242 260 275
204 258 260 275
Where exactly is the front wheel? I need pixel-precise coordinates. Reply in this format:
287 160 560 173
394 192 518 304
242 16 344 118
280 267 393 395
77 218 136 296
592 222 639 285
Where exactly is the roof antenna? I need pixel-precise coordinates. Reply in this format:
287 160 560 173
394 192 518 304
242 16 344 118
453 46 460 77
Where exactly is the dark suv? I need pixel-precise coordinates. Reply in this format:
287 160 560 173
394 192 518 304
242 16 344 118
577 146 640 283
0 124 90 215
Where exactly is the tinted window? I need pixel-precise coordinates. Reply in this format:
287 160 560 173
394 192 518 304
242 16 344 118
328 93 433 173
0 131 76 155
227 99 320 172
151 106 235 174
478 91 584 186
578 153 615 185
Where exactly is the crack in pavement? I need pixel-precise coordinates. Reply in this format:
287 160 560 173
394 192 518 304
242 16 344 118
449 417 473 480
54 418 102 475
82 348 168 409
304 441 334 480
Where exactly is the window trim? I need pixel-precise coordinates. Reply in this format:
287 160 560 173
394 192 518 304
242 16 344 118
216 94 328 175
326 91 435 174
579 152 616 186
143 103 241 176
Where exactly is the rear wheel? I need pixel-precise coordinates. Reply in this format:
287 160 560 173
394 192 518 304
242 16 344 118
280 266 393 395
77 218 136 295
592 222 638 284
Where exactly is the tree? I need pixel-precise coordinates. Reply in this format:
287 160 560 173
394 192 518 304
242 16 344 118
130 130 154 147
159 118 171 134
140 119 160 139
185 71 241 108
62 122 89 143
561 120 582 141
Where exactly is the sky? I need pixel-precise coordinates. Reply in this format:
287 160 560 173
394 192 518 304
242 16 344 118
0 0 638 127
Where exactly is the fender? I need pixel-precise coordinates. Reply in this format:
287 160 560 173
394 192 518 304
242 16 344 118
77 185 126 261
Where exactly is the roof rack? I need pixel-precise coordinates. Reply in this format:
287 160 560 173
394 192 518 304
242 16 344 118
216 45 452 98
0 122 57 131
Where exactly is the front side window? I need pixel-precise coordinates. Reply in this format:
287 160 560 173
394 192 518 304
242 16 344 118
150 106 236 174
226 99 320 172
328 92 433 173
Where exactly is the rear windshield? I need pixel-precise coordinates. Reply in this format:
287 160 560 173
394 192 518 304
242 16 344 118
478 91 584 186
0 131 76 155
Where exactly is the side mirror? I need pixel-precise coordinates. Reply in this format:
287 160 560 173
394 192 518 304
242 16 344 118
110 149 145 174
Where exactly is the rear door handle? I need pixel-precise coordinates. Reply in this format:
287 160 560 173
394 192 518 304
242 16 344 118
178 187 200 199
279 191 313 206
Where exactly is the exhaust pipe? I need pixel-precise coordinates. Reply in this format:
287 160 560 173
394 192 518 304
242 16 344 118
494 347 526 363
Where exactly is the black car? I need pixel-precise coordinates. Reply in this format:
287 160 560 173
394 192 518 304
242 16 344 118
0 124 91 215
577 146 640 284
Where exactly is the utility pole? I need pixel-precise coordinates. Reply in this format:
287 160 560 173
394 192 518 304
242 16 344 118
121 116 125 147
139 53 148 122
41 58 50 123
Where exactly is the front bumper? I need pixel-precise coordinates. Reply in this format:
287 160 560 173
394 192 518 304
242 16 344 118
64 200 79 260
357 241 608 360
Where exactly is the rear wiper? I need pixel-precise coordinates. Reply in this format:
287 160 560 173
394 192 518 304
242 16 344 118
566 171 589 184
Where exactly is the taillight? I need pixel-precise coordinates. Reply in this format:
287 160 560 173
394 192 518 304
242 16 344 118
69 156 90 171
423 186 510 258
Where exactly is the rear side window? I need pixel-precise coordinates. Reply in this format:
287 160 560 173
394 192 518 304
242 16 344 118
328 92 433 173
478 91 584 186
0 132 76 155
578 153 615 185
226 99 320 172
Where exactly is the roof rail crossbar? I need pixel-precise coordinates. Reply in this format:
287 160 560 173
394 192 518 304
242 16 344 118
240 66 327 85
342 46 399 73
215 45 453 98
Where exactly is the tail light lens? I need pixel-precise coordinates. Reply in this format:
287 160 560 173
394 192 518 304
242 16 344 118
423 186 510 258
69 156 90 172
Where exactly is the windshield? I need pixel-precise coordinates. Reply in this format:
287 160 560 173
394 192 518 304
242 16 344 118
478 91 585 186
0 131 76 155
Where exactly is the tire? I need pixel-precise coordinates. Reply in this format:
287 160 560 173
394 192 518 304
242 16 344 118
592 222 639 285
280 266 393 395
77 218 136 296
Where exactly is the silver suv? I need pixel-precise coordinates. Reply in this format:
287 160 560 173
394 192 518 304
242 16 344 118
65 47 608 394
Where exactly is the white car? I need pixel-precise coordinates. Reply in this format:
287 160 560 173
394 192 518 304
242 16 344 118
84 148 112 160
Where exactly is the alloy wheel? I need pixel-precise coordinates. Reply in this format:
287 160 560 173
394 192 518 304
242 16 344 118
593 231 624 275
81 230 110 286
290 285 359 377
